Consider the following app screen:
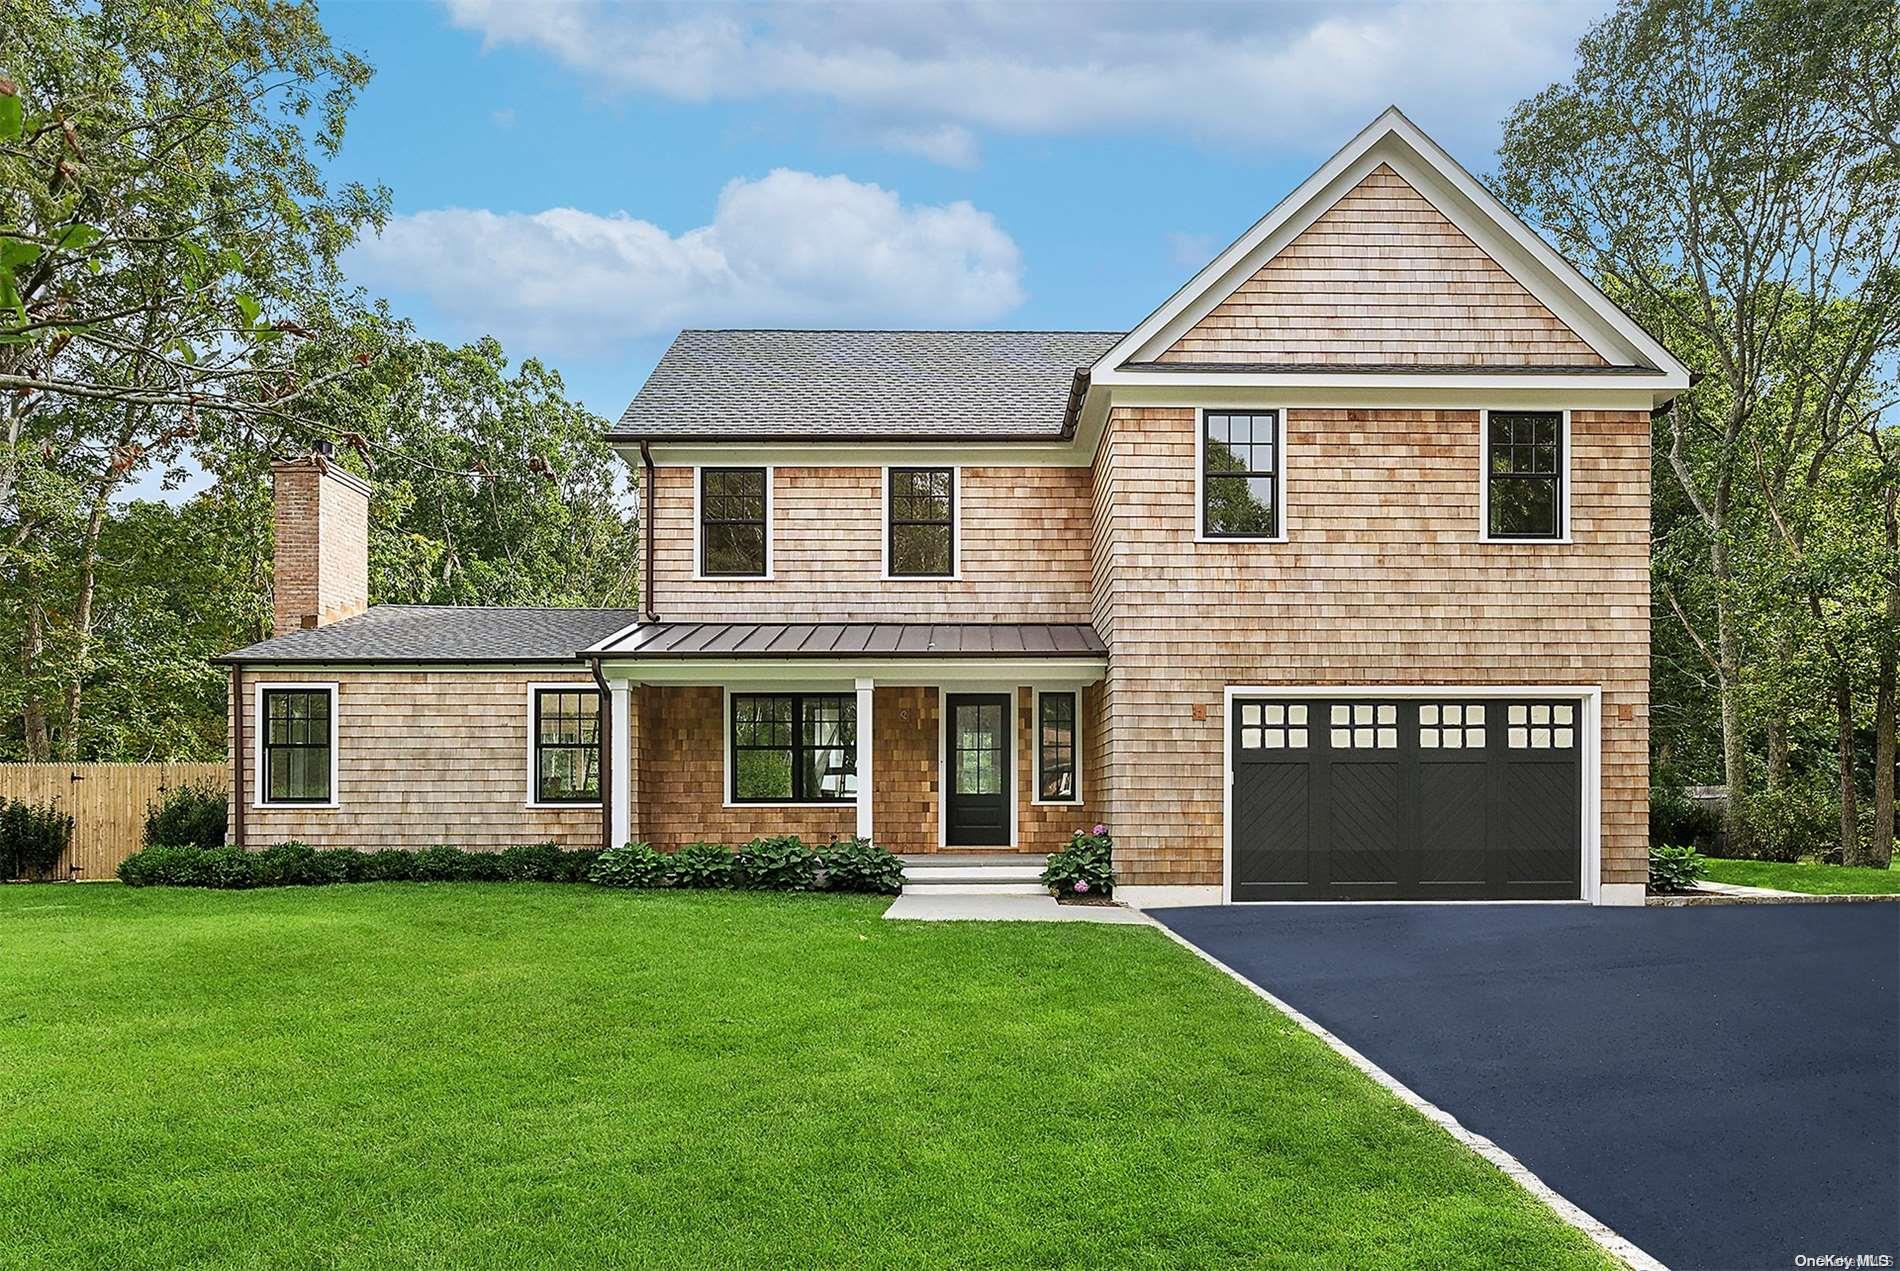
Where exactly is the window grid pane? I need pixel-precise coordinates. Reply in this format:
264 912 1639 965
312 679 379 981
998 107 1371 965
731 693 857 802
888 467 954 577
535 689 602 803
1203 411 1280 538
701 467 768 576
1038 692 1078 802
1487 412 1562 538
261 689 331 804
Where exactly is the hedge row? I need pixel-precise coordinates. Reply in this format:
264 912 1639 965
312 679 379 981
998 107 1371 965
589 837 904 894
119 841 600 888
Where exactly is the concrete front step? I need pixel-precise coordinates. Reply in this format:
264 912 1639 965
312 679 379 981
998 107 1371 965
902 881 1048 896
902 864 1045 881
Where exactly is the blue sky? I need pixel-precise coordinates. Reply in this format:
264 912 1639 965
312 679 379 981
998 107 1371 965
315 0 1611 423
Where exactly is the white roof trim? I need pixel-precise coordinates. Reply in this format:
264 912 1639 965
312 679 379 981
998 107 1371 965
1091 106 1690 387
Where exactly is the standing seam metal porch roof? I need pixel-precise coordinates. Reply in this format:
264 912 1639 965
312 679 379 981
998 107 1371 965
593 622 1107 659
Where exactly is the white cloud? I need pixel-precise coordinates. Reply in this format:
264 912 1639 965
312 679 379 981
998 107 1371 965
344 169 1024 354
874 123 981 169
441 0 1602 163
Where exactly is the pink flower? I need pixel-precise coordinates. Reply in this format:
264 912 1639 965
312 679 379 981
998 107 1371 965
1074 879 1090 893
1091 824 1106 836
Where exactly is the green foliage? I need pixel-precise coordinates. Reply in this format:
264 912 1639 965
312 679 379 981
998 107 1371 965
1042 825 1115 897
0 798 73 879
114 842 601 888
142 782 228 849
668 841 735 889
1731 785 1842 862
117 844 252 889
1647 844 1706 894
588 842 673 888
820 838 905 895
1648 782 1719 850
731 836 821 891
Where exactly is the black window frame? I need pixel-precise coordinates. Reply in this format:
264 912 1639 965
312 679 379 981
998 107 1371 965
1035 690 1081 804
259 686 334 806
1485 410 1565 540
1201 409 1281 539
532 687 603 805
699 466 769 577
886 466 956 578
728 692 858 804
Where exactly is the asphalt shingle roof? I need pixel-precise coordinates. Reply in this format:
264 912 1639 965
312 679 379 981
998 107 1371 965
217 606 640 664
614 329 1122 440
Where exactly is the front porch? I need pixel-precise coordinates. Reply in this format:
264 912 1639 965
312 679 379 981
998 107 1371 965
587 622 1107 857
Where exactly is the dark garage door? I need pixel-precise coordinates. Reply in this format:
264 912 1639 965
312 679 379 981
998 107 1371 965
1231 697 1582 900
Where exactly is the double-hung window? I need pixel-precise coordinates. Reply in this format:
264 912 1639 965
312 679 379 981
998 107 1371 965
1486 411 1564 539
887 467 954 577
259 686 334 805
700 467 768 576
532 688 601 804
730 693 857 803
1035 690 1080 803
1202 410 1280 538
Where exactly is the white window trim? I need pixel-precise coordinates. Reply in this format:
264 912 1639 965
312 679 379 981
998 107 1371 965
692 463 775 581
880 464 962 581
720 685 862 809
937 684 1020 848
1219 684 1603 906
252 680 340 810
524 681 604 810
1194 406 1289 544
1478 408 1572 544
1030 688 1084 806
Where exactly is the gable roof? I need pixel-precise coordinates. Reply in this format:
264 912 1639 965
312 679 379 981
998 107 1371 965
612 329 1120 442
216 605 640 665
1093 107 1690 386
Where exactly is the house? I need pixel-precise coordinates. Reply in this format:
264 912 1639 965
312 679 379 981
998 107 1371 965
216 108 1689 906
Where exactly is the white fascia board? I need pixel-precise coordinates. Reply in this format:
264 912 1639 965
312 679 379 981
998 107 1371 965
633 441 1090 469
599 656 1106 688
1092 106 1691 385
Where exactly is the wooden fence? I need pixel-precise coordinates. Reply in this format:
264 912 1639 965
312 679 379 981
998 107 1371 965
0 763 228 881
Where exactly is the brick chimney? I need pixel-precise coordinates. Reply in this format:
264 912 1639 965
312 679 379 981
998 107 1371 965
271 443 371 636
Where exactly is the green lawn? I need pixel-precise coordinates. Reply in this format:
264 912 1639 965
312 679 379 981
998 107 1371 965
1701 855 1900 895
0 885 1607 1270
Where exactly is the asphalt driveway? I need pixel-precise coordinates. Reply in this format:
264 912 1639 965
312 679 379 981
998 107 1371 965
1152 902 1899 1271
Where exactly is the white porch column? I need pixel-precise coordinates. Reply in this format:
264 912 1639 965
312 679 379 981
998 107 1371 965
856 676 874 842
609 680 632 849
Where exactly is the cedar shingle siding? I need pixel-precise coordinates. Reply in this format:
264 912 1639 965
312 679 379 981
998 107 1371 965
1088 406 1650 888
1160 165 1608 367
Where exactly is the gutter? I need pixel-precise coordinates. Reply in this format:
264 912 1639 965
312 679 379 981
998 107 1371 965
640 439 659 623
1059 367 1091 440
589 655 614 851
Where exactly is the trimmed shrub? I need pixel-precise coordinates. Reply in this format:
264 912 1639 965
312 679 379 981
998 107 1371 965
251 842 321 887
821 837 904 894
118 845 252 888
499 842 566 882
360 849 418 882
731 835 821 890
1042 825 1115 897
1 798 74 880
142 782 227 850
554 848 601 882
589 842 672 888
461 850 508 882
669 841 734 888
412 845 471 882
1648 844 1705 893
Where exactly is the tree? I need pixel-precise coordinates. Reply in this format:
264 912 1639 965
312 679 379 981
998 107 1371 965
1496 0 1900 857
0 0 389 759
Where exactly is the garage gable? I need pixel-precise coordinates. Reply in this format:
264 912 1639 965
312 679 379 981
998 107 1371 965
1157 164 1607 369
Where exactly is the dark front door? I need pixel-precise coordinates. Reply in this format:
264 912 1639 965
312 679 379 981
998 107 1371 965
945 693 1011 846
1231 697 1583 900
